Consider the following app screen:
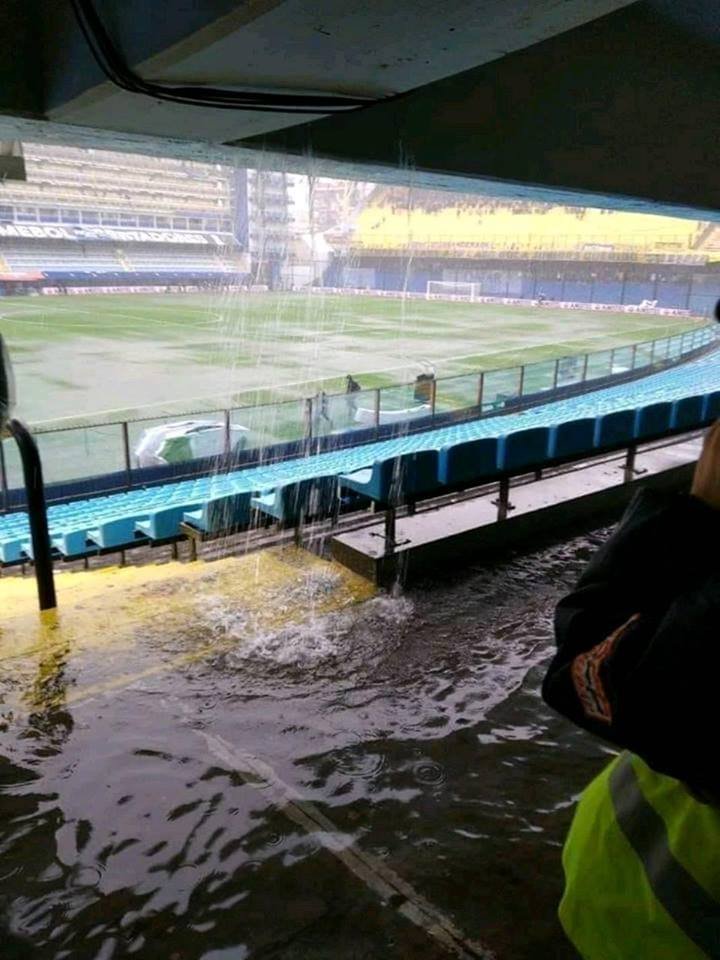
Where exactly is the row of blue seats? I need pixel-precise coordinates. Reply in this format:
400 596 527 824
338 393 717 503
3 348 720 564
3 390 715 565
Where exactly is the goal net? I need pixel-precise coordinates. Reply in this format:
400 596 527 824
426 280 482 301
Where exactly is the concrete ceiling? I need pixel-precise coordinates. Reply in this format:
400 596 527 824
36 0 633 141
237 1 720 218
0 0 719 217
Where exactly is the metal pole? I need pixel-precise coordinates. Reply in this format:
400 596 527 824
374 388 381 429
7 419 56 611
623 444 637 484
518 364 525 397
223 409 231 457
121 421 132 489
495 477 511 521
384 505 396 552
430 378 437 418
304 397 313 442
477 372 484 410
581 351 589 382
552 358 560 390
630 343 638 370
0 438 8 511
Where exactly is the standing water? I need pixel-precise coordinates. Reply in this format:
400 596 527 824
0 531 613 960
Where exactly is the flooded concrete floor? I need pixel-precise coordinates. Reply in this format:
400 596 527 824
0 537 612 959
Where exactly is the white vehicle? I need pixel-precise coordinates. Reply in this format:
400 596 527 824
353 403 431 427
134 419 249 467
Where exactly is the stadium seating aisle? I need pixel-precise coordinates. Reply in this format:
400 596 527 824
2 349 720 562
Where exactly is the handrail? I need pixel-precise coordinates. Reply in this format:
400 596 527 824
2 321 715 500
29 320 714 435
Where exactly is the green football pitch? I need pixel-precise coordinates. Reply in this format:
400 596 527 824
0 291 702 428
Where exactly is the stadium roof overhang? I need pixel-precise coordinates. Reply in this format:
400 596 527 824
1 0 719 217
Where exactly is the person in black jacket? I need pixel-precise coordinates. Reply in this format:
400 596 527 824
543 421 720 801
543 423 720 958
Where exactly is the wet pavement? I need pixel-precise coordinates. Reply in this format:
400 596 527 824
0 535 613 959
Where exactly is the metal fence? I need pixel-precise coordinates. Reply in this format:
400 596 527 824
1 323 715 496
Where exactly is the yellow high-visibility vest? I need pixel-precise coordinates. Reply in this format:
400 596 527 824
560 752 720 959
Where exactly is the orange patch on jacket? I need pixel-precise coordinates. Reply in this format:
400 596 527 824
571 614 640 723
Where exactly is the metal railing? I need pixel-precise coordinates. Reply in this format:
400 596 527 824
1 323 715 501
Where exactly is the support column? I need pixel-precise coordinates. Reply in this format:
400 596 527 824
223 409 231 457
0 438 8 511
493 477 514 521
8 419 56 611
121 421 132 489
622 444 646 483
384 506 397 552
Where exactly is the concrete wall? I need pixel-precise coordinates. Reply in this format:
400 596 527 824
326 258 719 313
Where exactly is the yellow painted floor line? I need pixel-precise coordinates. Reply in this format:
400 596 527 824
0 547 375 713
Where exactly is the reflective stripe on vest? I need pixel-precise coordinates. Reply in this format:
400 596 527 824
609 754 720 957
560 753 720 960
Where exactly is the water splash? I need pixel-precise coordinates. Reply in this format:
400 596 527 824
198 589 414 668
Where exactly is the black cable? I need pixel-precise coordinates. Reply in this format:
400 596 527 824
71 0 376 114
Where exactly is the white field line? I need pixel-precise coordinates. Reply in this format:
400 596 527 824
200 731 494 960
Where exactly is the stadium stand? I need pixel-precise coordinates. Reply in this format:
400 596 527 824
697 224 720 258
326 185 720 311
350 188 702 255
2 348 719 564
1 242 125 272
0 143 248 286
121 244 241 273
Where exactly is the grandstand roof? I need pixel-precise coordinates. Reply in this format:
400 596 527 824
0 2 718 216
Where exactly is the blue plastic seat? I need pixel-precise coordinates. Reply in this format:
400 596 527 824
594 410 636 448
438 436 498 486
135 503 202 541
670 395 704 432
183 492 252 533
340 450 440 505
634 402 673 439
548 418 596 460
498 427 550 472
251 476 338 524
87 515 149 549
0 537 26 563
702 390 720 423
52 530 94 558
396 450 441 500
339 459 397 503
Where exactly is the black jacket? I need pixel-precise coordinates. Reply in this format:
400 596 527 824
543 488 720 798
